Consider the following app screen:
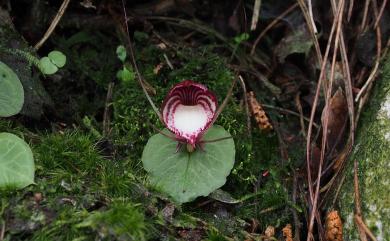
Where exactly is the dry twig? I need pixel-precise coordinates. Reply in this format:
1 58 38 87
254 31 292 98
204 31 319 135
250 0 262 31
121 0 162 121
251 3 298 55
306 1 345 240
238 76 252 136
34 0 70 50
283 224 293 241
374 0 388 28
353 160 378 241
102 82 114 137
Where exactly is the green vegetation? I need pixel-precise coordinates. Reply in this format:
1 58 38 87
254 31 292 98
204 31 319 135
1 31 292 240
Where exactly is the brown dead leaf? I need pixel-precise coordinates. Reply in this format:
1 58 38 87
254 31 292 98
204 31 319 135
264 225 275 240
282 224 293 241
309 145 321 178
162 203 175 223
325 210 343 241
322 88 348 153
247 91 273 132
153 63 164 75
178 228 203 241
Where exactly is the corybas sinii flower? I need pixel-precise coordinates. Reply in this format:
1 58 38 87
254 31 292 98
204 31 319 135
161 80 217 151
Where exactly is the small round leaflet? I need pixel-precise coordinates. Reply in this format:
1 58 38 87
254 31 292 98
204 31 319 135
39 57 58 75
0 61 24 117
0 133 35 189
142 125 235 203
48 50 66 68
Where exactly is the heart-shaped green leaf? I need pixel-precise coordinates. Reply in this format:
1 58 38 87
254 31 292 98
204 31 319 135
39 57 58 75
48 50 66 68
142 125 235 203
0 132 35 189
0 61 24 117
116 45 127 62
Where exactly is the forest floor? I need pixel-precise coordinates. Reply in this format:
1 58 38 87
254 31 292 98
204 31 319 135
0 0 389 240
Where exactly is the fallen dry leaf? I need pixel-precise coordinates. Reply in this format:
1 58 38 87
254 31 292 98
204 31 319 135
282 223 293 241
322 88 348 153
264 225 275 240
325 210 343 241
247 91 273 132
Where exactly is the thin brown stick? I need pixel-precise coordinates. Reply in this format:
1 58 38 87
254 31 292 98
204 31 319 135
34 0 70 50
356 4 383 102
148 121 181 141
238 76 252 136
295 93 306 137
360 0 370 32
307 0 318 33
250 0 262 31
354 161 368 241
305 0 339 206
200 136 233 143
355 215 378 241
292 172 301 241
251 3 298 55
353 159 378 241
306 1 345 240
374 0 388 28
103 82 114 137
262 104 319 128
211 76 237 124
347 0 354 21
330 0 356 153
0 222 4 241
121 0 162 121
353 160 362 216
296 0 323 65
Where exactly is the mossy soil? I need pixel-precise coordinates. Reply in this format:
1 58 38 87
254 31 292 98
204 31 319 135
0 30 301 240
337 56 390 240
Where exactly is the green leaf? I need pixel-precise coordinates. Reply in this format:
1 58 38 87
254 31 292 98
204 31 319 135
116 66 135 83
0 61 24 117
142 125 235 203
234 33 250 44
275 25 314 63
48 50 66 68
0 132 35 189
39 57 58 75
209 189 240 204
116 45 127 62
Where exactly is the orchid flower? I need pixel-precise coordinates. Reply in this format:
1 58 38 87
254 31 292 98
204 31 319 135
119 10 235 153
161 80 217 151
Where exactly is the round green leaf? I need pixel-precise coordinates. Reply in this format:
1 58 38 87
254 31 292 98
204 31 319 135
0 61 24 117
116 45 127 62
121 66 135 82
0 132 35 189
142 125 235 203
48 50 66 68
39 57 58 75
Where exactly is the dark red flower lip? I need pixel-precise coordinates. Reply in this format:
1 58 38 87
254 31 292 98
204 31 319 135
161 80 218 146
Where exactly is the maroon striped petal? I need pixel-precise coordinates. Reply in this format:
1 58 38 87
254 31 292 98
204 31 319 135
162 80 217 146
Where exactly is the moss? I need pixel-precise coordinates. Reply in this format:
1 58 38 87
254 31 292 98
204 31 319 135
2 30 289 239
77 200 148 241
338 56 390 240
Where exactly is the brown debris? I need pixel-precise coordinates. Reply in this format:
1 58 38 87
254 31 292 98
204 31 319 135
325 210 343 241
322 88 348 153
264 225 275 240
247 91 273 131
153 63 164 75
282 224 293 241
